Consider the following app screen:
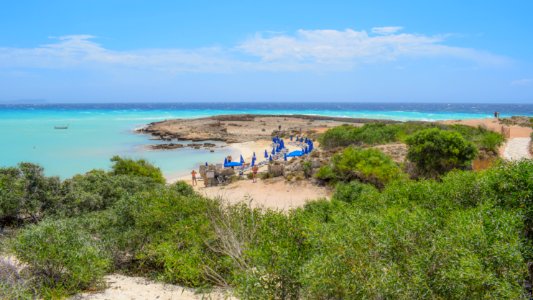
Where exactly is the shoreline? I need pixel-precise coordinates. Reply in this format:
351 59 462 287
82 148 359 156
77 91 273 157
160 115 533 183
138 114 403 144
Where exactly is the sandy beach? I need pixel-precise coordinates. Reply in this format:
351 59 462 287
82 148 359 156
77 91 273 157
163 116 532 212
195 177 331 211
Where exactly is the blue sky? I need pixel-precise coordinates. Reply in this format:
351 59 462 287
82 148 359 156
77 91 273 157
1 0 532 103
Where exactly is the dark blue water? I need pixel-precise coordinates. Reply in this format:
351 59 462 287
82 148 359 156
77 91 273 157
2 102 533 117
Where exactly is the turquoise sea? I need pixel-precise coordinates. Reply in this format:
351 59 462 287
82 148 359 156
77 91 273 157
2 102 532 179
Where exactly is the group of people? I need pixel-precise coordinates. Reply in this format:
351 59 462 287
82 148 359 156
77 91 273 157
190 158 260 186
190 134 311 186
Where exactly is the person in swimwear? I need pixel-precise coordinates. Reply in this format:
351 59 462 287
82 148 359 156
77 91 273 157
191 169 197 186
252 165 259 183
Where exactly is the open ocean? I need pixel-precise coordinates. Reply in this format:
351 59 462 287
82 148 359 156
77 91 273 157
1 102 532 179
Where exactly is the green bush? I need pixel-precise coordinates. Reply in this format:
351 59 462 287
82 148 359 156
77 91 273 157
170 180 195 196
431 206 526 299
333 181 378 204
117 188 229 287
110 156 165 184
449 124 504 154
318 123 400 148
406 128 477 178
483 160 533 240
3 160 533 299
319 122 504 155
316 147 404 187
0 163 61 225
12 219 110 296
234 210 310 300
55 170 160 217
0 168 23 226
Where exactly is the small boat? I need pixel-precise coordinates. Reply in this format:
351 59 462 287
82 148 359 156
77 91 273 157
54 125 69 130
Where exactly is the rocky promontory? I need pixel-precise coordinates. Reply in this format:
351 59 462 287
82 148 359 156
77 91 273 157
138 114 400 144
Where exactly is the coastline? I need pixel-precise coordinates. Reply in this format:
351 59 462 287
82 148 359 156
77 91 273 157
160 115 533 185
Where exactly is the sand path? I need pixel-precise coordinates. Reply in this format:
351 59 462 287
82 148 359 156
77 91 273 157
195 177 330 211
441 118 532 161
503 137 532 161
73 274 234 300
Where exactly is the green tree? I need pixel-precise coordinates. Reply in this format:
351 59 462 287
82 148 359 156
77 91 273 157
406 128 477 178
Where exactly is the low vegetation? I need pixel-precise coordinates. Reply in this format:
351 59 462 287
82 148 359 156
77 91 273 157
0 124 531 299
318 122 504 155
315 147 404 187
406 128 477 178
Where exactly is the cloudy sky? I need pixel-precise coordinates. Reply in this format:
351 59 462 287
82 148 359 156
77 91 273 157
1 1 532 103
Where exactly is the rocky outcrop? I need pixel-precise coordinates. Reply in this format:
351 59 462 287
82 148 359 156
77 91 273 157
138 114 402 144
148 143 219 151
149 143 184 150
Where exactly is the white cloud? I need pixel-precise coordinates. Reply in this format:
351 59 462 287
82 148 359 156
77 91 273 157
239 29 510 67
0 28 510 74
371 26 403 35
511 78 533 86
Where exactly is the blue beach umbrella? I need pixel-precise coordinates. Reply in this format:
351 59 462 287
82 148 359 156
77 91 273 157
240 155 245 164
224 157 228 167
251 157 256 167
264 150 268 158
272 147 276 155
253 152 256 159
269 155 273 162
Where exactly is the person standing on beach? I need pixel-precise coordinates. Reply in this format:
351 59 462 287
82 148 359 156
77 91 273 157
191 170 197 186
252 165 259 183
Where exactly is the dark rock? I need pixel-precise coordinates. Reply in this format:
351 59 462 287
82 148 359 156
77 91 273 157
150 143 184 150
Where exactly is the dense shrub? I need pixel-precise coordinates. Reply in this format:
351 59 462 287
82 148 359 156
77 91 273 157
115 188 229 287
316 147 404 187
170 180 195 196
0 168 23 227
449 124 505 154
319 122 504 155
332 181 378 204
318 123 400 148
234 210 310 299
110 156 165 184
0 163 61 226
55 170 160 217
4 160 533 299
12 219 110 297
483 160 533 240
406 128 477 178
430 206 525 299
